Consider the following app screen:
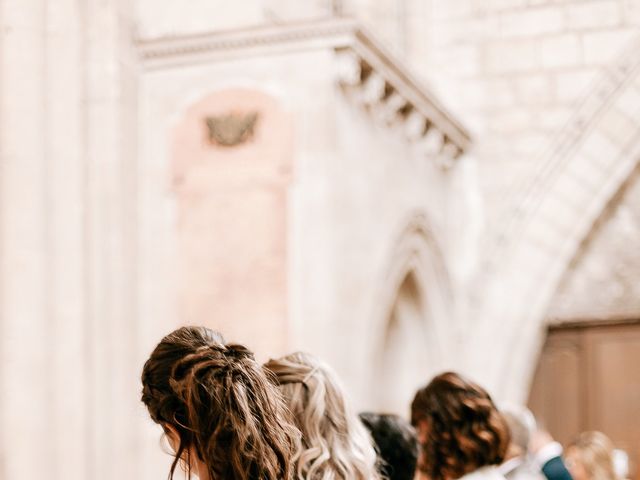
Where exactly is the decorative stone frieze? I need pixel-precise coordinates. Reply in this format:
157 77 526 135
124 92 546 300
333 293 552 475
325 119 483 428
334 42 469 167
137 17 472 169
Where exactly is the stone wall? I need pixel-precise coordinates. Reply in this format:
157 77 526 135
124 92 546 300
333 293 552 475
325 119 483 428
0 1 140 479
548 169 640 321
346 0 640 400
135 27 470 473
136 0 640 228
2 2 640 479
417 0 640 226
464 33 640 401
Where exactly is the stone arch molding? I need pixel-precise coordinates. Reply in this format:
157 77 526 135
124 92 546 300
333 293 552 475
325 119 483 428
367 212 455 411
472 34 640 401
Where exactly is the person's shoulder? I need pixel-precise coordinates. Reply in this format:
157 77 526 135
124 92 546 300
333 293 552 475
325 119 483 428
511 462 546 480
463 465 508 480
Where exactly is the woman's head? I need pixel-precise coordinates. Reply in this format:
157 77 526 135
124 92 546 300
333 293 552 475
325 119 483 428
141 326 300 480
565 431 619 480
359 412 419 480
263 352 380 480
411 371 510 480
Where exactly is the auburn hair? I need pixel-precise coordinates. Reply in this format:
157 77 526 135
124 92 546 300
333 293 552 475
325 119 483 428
411 372 510 480
141 326 300 480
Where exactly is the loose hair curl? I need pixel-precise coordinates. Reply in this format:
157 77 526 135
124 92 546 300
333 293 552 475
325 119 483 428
264 352 381 480
141 326 300 480
411 371 510 480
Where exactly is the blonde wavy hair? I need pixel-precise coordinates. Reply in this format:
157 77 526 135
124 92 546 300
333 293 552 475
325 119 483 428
264 352 381 480
568 431 619 480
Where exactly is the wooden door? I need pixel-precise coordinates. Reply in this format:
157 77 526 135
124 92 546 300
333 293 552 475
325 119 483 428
528 321 640 480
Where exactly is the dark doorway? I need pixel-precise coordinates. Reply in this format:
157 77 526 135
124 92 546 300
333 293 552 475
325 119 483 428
528 320 640 480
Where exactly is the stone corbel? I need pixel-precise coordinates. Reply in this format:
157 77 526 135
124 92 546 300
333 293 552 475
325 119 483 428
437 141 461 169
442 140 461 160
336 46 468 170
361 71 387 106
419 127 444 156
379 92 411 126
404 111 428 141
336 49 362 87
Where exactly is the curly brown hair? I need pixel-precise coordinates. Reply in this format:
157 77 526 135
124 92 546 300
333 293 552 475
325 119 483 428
411 372 510 480
141 326 300 480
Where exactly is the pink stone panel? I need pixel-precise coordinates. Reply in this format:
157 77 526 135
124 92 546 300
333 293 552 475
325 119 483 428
171 89 292 359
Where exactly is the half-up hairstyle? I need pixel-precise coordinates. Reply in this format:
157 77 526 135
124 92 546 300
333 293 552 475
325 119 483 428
568 431 619 480
141 326 300 480
263 352 381 480
411 371 510 480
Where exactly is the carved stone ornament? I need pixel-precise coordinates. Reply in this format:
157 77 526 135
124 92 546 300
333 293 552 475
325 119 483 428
138 18 471 161
205 112 259 147
334 46 470 169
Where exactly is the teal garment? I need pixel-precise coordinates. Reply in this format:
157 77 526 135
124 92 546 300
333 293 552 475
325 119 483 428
542 456 573 480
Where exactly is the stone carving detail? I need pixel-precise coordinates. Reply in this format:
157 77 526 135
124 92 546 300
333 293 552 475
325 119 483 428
205 112 259 147
335 47 470 170
138 18 470 164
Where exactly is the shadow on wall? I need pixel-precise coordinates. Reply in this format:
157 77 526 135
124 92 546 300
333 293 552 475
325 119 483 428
377 272 430 415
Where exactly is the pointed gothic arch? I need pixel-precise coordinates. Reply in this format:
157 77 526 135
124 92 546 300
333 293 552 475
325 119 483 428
473 35 640 401
368 212 454 413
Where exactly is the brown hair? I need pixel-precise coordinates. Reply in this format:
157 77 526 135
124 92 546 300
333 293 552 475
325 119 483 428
568 431 619 480
411 372 510 480
141 326 300 480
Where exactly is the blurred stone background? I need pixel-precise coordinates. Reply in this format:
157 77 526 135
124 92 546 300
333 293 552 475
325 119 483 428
1 1 639 478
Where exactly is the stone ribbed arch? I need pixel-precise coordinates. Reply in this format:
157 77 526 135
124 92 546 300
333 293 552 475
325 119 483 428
471 35 640 401
368 212 454 411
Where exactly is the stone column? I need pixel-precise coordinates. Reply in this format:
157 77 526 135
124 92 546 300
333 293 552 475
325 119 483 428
82 0 139 478
45 0 87 479
0 1 51 478
0 1 140 478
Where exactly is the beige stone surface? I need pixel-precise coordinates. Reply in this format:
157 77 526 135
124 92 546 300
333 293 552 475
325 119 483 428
2 1 640 479
171 89 292 356
548 171 640 321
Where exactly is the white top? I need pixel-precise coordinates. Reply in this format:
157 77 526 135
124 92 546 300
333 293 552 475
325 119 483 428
459 466 508 480
500 455 546 480
500 457 525 477
533 442 563 468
